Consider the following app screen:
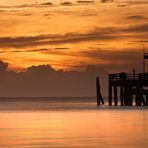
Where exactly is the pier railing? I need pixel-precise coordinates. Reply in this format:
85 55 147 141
109 73 148 81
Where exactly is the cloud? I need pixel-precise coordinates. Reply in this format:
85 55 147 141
126 0 148 6
54 47 69 50
0 2 54 10
0 60 8 73
61 1 73 6
80 48 140 61
76 0 94 4
122 23 148 32
26 64 55 74
0 51 5 53
116 4 127 7
20 47 144 73
0 29 117 48
0 23 147 49
78 48 142 72
12 47 69 54
12 48 49 53
40 2 53 6
125 15 148 20
101 0 114 3
0 60 108 97
133 40 148 43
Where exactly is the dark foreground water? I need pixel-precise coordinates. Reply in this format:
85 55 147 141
0 98 148 148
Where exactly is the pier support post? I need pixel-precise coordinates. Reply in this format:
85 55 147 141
135 95 142 106
124 85 130 106
129 94 133 106
146 95 148 105
109 85 112 106
120 86 124 106
114 85 118 106
135 84 145 106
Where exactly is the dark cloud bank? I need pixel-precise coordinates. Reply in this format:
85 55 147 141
0 23 148 49
0 60 108 97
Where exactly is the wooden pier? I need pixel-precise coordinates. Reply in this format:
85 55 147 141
96 72 148 106
96 51 148 106
108 72 148 106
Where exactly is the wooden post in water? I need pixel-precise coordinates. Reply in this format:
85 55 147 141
96 77 104 106
96 77 100 105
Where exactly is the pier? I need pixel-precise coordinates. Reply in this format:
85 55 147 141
108 72 148 106
96 51 148 106
96 72 148 106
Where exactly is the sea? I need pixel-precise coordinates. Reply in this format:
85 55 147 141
0 97 148 148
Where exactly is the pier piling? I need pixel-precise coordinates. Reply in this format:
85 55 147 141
120 85 124 106
108 85 112 106
114 85 118 106
96 77 104 106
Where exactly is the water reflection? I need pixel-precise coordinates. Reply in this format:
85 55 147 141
0 107 148 148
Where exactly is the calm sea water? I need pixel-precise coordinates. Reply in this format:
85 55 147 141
0 98 148 148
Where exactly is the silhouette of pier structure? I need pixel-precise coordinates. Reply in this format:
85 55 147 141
96 72 148 106
108 72 148 106
96 51 148 106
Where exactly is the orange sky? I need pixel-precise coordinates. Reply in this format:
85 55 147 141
0 0 148 72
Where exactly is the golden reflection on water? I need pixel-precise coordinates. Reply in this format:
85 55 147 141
0 109 148 148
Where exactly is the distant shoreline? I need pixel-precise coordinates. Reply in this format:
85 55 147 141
0 97 97 102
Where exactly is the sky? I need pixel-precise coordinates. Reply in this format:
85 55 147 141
0 0 148 72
